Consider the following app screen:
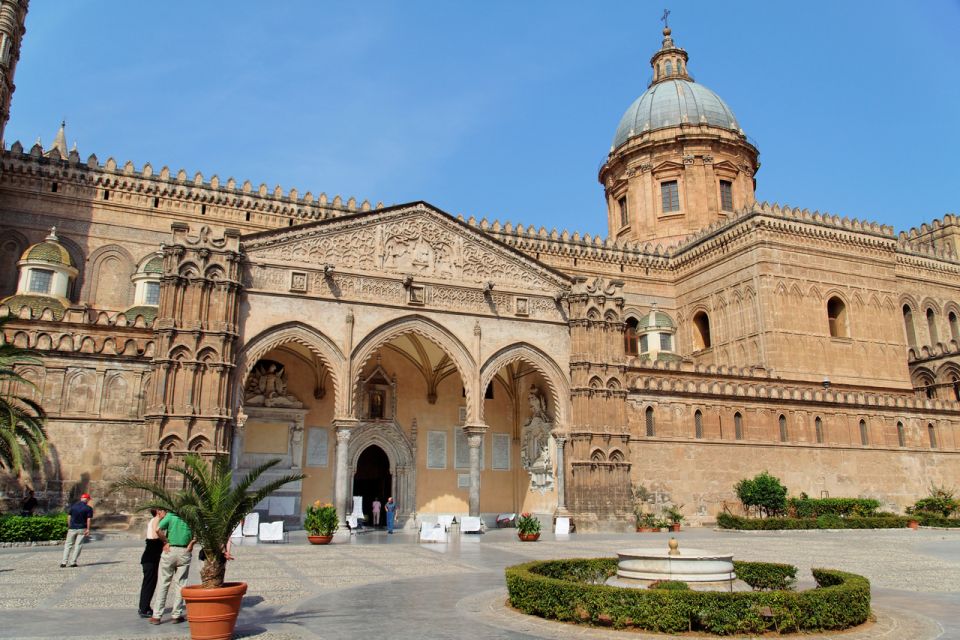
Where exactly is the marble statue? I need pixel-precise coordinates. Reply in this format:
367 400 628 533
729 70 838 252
244 362 303 408
521 384 554 492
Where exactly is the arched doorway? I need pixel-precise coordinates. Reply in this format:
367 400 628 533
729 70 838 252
353 445 391 526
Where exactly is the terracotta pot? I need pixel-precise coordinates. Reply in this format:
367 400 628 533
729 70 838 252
669 523 681 532
636 527 656 533
908 519 920 530
307 534 334 545
518 532 540 542
181 581 247 640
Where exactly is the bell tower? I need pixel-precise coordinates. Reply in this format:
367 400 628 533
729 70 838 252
599 24 760 246
0 0 27 143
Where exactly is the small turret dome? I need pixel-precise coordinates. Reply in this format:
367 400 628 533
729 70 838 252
613 79 740 149
21 228 74 267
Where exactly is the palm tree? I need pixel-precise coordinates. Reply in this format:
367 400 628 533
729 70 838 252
0 317 48 473
114 453 304 588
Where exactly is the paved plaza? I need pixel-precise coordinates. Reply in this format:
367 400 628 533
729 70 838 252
0 527 957 639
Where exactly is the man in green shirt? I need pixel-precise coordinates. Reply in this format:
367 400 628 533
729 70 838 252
148 512 194 625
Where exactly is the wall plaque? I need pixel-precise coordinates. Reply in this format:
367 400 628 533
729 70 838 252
426 431 447 469
306 427 329 467
492 433 510 470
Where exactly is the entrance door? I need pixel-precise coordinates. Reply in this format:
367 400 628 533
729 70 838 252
352 445 391 526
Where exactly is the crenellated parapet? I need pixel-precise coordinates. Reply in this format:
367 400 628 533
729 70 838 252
1 139 383 231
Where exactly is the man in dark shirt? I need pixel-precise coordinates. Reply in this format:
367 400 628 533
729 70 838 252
61 493 93 568
19 489 38 516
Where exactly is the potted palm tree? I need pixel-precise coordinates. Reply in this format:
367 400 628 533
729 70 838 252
114 453 304 640
665 505 685 532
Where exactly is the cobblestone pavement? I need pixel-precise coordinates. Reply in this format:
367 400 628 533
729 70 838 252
0 527 956 639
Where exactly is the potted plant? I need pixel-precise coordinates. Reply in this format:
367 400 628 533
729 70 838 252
516 512 541 541
654 517 670 532
305 501 338 544
635 512 658 532
665 505 685 532
114 454 304 640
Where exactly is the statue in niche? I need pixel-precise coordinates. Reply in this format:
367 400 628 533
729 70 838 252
521 384 554 493
244 362 303 408
369 389 385 419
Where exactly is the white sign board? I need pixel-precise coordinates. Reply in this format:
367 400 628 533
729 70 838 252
426 431 447 469
306 427 328 467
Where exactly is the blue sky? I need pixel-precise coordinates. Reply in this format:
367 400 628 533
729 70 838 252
8 1 959 237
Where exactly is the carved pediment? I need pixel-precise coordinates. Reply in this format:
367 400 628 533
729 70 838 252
242 202 569 294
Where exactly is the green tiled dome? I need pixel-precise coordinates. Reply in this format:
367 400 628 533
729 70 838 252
124 305 158 324
638 311 675 330
143 256 163 274
0 294 66 320
22 240 73 266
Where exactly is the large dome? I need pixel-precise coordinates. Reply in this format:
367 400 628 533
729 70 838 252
612 78 740 149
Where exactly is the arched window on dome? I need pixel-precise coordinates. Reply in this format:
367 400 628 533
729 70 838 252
693 311 711 350
827 297 848 338
927 308 938 345
903 305 917 348
624 317 639 356
665 60 673 76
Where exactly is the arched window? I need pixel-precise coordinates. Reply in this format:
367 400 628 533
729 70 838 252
778 414 788 442
859 419 869 446
897 421 905 447
624 317 639 356
694 410 703 439
815 416 823 443
693 312 712 350
952 376 960 401
677 60 684 74
928 423 938 449
734 412 743 440
645 406 655 436
665 60 673 75
927 308 939 345
950 311 959 341
903 305 917 347
827 297 847 338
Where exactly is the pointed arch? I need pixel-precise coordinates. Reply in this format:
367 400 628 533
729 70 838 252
352 315 474 420
235 321 346 416
83 244 135 309
479 342 569 426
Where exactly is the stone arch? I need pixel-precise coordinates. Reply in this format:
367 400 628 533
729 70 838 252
234 321 346 417
0 228 28 298
478 342 569 426
352 315 475 420
347 420 416 518
590 448 606 462
84 244 135 309
608 448 625 462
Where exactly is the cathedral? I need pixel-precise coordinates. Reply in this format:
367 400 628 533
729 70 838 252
1 1 957 529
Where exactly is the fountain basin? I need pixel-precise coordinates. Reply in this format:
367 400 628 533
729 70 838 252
606 546 736 591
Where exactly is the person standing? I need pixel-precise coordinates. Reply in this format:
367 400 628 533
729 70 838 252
385 496 397 534
138 508 165 618
149 511 194 625
61 493 92 568
371 497 382 527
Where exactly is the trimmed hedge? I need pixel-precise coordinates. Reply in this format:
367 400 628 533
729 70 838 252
505 558 870 635
918 514 960 528
717 513 911 530
734 561 796 590
0 514 68 542
787 497 880 518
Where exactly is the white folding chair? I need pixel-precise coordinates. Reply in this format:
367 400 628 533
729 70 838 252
242 512 260 536
437 514 455 531
555 516 571 535
258 520 285 543
460 516 483 533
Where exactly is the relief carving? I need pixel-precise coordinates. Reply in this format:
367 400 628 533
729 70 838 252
244 361 303 408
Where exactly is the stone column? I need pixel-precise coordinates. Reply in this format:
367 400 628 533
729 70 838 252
463 423 487 517
553 431 568 514
333 420 354 524
231 408 247 470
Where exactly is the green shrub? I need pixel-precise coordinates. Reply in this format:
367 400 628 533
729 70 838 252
917 514 960 528
908 486 959 518
735 471 787 517
717 513 911 530
649 580 690 590
787 497 880 518
734 561 797 590
0 514 68 542
506 558 870 635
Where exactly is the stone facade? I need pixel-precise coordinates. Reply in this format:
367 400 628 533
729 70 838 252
0 16 957 529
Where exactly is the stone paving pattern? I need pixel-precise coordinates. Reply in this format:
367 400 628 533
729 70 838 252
0 527 956 639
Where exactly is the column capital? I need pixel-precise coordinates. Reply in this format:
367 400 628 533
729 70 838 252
550 429 567 443
336 429 351 444
462 422 488 437
333 417 358 430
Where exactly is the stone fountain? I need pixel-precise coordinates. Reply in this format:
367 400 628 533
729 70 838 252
606 538 737 592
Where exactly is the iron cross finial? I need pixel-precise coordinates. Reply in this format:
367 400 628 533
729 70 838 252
661 8 670 28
